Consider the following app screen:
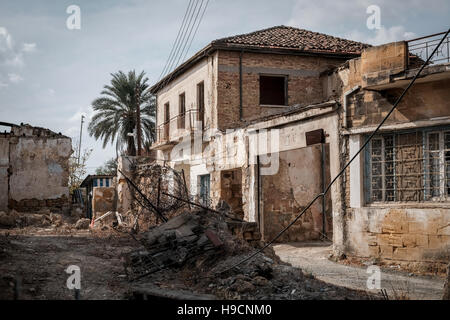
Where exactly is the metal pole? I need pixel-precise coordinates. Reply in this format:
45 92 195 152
77 115 85 165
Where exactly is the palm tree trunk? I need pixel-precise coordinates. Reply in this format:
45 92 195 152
127 135 136 156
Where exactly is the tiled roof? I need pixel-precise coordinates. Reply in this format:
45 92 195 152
212 25 370 55
150 26 369 93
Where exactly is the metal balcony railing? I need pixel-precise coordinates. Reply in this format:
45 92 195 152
156 109 206 144
407 31 450 69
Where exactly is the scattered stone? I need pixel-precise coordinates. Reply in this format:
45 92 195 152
231 279 255 294
75 218 91 230
253 276 270 287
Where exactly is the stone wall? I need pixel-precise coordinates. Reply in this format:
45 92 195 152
346 207 450 272
327 41 450 269
0 124 72 213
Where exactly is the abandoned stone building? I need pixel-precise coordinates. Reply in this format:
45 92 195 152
0 122 72 213
325 33 450 270
146 26 449 270
149 26 367 241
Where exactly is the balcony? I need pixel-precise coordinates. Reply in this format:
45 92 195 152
407 31 450 69
360 31 450 90
153 109 207 149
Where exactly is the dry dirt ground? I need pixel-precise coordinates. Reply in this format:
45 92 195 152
0 229 136 300
273 242 445 300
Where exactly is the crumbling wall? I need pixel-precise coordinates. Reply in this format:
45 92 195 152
92 187 116 218
261 145 332 242
345 208 450 272
0 137 9 212
3 125 72 213
328 42 450 269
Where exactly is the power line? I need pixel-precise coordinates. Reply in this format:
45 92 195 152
216 28 450 276
163 0 200 82
182 0 210 63
159 0 207 90
172 0 204 71
158 0 194 81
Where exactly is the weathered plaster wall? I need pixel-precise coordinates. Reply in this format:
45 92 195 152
3 125 72 212
327 41 450 268
0 137 9 212
156 52 218 141
92 187 116 217
261 144 332 242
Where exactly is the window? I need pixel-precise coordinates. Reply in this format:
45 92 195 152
164 102 170 123
93 179 98 187
105 179 110 187
178 93 185 129
197 82 205 126
164 102 170 139
100 179 104 187
259 75 287 106
365 127 450 203
199 174 210 206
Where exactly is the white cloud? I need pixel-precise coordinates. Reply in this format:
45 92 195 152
0 26 36 67
0 27 13 51
22 43 36 53
8 73 23 83
346 26 417 45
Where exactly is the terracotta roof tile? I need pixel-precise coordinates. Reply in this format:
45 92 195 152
212 25 370 55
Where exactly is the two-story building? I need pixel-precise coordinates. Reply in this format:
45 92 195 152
148 25 449 271
150 26 368 241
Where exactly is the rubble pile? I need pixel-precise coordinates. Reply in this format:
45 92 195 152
0 210 63 229
125 207 374 300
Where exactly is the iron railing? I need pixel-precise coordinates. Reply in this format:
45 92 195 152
156 109 206 144
407 31 450 68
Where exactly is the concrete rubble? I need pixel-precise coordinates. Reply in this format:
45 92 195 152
125 205 374 300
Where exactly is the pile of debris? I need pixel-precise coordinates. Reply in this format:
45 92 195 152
125 207 374 300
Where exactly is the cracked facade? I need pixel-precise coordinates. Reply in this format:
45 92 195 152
0 123 72 213
142 26 449 270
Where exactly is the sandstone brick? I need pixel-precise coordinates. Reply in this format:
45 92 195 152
393 247 409 260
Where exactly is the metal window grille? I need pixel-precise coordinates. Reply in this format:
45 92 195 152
366 127 450 203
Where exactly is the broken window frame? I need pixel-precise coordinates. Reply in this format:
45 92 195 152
364 126 450 204
259 74 288 107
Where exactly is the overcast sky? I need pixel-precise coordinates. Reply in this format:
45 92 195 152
0 0 448 174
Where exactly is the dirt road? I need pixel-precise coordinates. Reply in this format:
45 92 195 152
273 242 445 300
0 230 136 300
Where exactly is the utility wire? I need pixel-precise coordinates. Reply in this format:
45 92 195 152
158 0 194 81
159 0 208 90
182 0 210 63
162 0 201 85
172 0 204 71
216 28 450 276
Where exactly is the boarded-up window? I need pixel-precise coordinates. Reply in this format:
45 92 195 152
260 75 287 106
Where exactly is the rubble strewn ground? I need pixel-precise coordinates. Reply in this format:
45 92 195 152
124 208 376 300
0 206 378 300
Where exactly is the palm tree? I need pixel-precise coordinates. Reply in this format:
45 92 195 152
88 70 156 156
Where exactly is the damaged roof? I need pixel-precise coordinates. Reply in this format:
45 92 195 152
150 26 369 93
212 25 369 54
